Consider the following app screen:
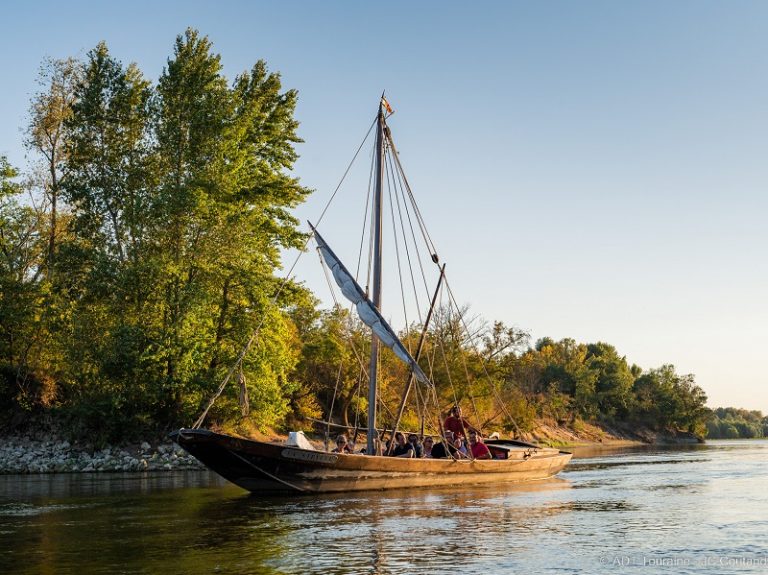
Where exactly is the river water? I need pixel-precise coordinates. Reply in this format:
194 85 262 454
1 440 767 574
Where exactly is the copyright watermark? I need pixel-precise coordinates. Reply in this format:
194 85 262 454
599 555 768 569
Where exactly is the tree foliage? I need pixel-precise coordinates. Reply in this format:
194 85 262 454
1 31 310 442
706 407 767 439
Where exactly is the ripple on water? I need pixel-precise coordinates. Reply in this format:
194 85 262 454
0 502 98 517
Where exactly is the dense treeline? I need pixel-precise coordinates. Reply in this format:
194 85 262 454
0 30 712 444
706 408 767 439
1 30 311 442
501 338 709 437
284 306 713 439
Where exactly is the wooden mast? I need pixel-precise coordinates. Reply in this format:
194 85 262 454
367 101 386 455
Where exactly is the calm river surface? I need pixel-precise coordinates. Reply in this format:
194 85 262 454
1 440 767 574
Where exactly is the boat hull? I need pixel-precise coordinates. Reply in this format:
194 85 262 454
170 429 572 494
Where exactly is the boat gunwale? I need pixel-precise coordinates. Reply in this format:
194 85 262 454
171 428 572 475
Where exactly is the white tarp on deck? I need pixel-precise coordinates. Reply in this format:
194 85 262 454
286 431 315 450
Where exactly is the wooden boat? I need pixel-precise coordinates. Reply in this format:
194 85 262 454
170 428 571 494
171 97 572 494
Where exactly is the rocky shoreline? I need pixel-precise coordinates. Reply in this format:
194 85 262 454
0 418 703 474
0 436 204 474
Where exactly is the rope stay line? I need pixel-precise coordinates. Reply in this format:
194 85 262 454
355 142 376 282
391 145 433 301
389 149 428 319
383 124 442 437
352 114 504 447
388 147 432 431
377 110 523 442
384 145 414 356
385 129 440 265
317 246 349 451
443 275 523 436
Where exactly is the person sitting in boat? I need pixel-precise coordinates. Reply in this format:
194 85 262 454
390 432 415 457
422 436 434 458
332 434 353 454
468 430 492 460
453 435 468 458
443 405 477 440
430 431 463 459
407 434 423 458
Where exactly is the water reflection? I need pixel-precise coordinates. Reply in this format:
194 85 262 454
193 481 579 575
2 440 768 574
0 470 227 500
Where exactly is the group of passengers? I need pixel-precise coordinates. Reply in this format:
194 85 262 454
331 405 498 460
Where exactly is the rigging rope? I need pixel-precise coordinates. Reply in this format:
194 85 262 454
318 247 349 450
434 293 462 412
351 365 364 441
385 130 441 264
356 140 376 283
391 125 520 438
386 129 449 434
384 146 413 353
390 150 429 314
393 156 433 299
443 276 522 436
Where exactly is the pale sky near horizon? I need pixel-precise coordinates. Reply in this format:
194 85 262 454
2 1 767 412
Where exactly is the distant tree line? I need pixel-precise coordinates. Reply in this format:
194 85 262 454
706 408 767 439
501 337 710 437
0 30 712 444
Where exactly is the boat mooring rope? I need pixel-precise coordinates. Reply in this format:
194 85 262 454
226 450 308 493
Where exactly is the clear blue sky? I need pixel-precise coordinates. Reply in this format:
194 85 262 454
2 1 767 412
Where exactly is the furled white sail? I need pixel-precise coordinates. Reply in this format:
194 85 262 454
312 226 432 386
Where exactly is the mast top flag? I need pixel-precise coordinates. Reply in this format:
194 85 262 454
381 95 393 115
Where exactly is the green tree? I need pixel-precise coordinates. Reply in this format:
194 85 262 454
632 364 707 435
151 29 310 428
291 304 370 428
0 157 28 367
56 42 155 436
586 342 634 419
535 338 596 420
706 407 765 439
64 42 152 265
0 157 55 409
